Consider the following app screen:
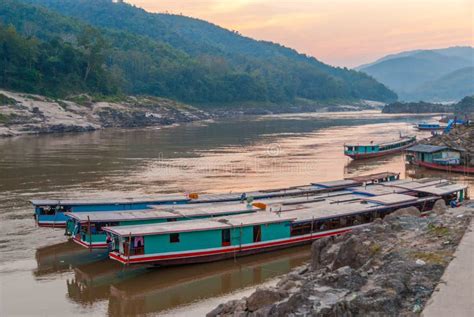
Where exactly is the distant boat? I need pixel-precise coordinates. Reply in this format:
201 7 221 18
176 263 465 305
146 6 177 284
406 144 474 174
415 122 445 131
344 135 416 160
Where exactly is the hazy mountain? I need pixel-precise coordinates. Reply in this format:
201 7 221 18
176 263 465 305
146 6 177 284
0 0 396 105
357 47 474 102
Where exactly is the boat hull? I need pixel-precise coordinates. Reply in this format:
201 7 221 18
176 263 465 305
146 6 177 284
72 237 108 249
108 225 364 266
346 142 415 160
417 161 474 174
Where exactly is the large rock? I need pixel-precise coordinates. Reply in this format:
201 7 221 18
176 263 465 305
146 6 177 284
432 199 447 215
246 287 286 312
311 236 337 270
384 206 420 222
332 236 371 270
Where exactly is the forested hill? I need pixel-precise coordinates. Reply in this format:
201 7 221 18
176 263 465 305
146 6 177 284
0 0 397 105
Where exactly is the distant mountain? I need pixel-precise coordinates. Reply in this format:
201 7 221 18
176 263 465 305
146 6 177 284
357 47 474 102
0 0 397 105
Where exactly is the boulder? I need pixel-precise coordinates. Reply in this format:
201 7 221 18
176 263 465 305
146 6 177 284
384 207 420 222
311 236 337 270
432 199 447 215
332 236 371 270
246 287 286 312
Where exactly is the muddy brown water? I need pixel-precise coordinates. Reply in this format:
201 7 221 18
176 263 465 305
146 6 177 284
0 111 472 316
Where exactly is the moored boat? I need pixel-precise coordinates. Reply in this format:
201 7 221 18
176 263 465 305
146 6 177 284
103 179 468 266
406 144 474 175
344 135 416 160
415 122 445 131
32 172 400 227
66 203 261 249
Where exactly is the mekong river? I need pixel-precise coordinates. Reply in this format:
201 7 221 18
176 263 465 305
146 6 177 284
0 111 472 316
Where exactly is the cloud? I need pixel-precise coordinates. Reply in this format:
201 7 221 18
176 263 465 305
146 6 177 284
127 0 474 67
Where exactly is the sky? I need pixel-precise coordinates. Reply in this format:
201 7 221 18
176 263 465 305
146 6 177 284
128 0 474 68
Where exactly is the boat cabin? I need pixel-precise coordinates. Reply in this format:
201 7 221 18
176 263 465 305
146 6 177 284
406 145 461 165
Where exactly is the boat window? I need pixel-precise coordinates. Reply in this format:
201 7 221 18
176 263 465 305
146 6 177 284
253 225 261 243
222 229 231 246
170 233 180 243
290 222 312 236
39 207 55 215
167 218 177 222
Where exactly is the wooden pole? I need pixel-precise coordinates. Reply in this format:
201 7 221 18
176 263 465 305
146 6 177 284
87 216 92 252
127 232 132 266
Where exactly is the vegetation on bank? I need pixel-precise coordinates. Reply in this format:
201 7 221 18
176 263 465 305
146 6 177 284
382 101 453 114
0 0 397 106
381 97 474 115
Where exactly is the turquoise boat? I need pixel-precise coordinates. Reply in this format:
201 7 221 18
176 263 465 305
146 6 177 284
103 177 468 266
65 203 262 249
344 135 416 160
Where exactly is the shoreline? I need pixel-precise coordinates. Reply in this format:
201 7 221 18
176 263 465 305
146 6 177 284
207 202 473 316
1 89 444 139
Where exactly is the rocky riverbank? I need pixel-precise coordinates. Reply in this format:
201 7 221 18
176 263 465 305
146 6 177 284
208 201 473 316
0 90 210 137
0 90 385 137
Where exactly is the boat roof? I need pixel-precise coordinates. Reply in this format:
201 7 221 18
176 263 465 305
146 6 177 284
103 213 295 236
345 135 415 147
65 203 260 222
312 180 357 188
384 178 449 190
406 144 448 153
345 172 400 183
30 195 189 206
346 184 407 196
414 183 468 196
277 196 437 223
65 210 174 222
361 193 418 205
407 144 448 153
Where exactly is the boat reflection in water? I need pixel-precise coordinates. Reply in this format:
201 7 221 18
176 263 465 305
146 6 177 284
64 246 310 315
406 163 474 190
34 241 108 278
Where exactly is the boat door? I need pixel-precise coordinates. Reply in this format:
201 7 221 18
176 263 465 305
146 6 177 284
253 225 261 243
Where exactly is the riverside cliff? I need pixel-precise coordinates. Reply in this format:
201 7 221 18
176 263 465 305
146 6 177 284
208 202 473 316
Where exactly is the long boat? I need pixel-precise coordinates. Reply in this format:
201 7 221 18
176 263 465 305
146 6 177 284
31 172 400 227
66 203 262 249
64 188 386 249
415 122 445 131
103 179 468 266
344 135 416 160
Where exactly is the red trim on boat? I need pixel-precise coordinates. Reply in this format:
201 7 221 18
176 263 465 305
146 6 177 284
417 161 474 174
72 237 108 249
37 222 66 228
109 228 352 264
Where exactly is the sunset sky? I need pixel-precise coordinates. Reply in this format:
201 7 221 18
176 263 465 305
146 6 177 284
128 0 473 67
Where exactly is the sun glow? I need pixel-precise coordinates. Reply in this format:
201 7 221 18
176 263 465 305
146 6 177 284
128 0 473 67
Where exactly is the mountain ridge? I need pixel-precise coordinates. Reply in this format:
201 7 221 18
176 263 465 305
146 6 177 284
358 46 474 102
0 0 396 104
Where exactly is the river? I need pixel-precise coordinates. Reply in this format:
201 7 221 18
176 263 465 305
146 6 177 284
0 111 472 316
